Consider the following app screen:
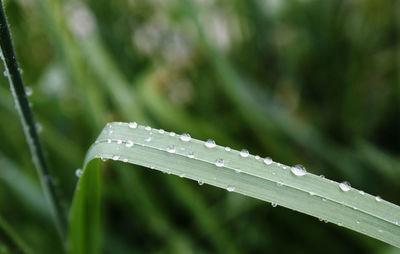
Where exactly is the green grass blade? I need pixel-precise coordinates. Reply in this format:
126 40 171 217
0 155 49 218
0 0 66 239
0 214 32 254
70 122 400 252
68 160 101 254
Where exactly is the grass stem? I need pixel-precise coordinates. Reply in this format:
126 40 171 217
0 0 67 241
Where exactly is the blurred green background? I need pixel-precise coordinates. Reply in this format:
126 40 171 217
0 0 399 253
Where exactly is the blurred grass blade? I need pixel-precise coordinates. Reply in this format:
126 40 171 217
70 122 400 253
0 0 66 239
68 159 101 254
0 215 32 254
0 155 49 218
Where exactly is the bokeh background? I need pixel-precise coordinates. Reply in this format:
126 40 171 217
0 0 399 253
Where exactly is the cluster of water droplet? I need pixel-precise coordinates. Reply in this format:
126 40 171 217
94 122 394 216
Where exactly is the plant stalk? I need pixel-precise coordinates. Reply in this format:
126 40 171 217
0 0 66 240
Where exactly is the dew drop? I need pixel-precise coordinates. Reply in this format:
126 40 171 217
205 139 216 148
169 132 176 136
226 185 235 192
322 198 327 202
128 122 137 128
240 149 249 157
375 196 382 202
180 133 191 142
215 159 224 167
158 129 165 134
225 147 231 151
198 180 204 186
291 164 307 176
356 220 360 224
339 181 351 192
75 169 82 178
359 190 365 195
112 155 120 161
395 221 399 226
145 126 151 131
309 191 316 196
25 86 33 96
255 155 260 160
271 202 277 207
101 157 107 162
277 181 283 186
117 139 122 144
145 136 152 142
122 158 128 163
125 140 134 147
187 151 195 158
319 175 325 179
166 145 176 153
107 139 112 143
263 157 273 165
179 173 185 178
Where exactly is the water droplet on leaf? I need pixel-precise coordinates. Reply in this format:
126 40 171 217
125 140 134 147
291 165 306 176
75 169 82 178
339 181 351 192
205 139 216 148
215 159 224 167
128 122 137 128
226 185 235 192
166 145 176 153
180 133 191 142
240 149 249 157
263 157 273 165
25 86 33 96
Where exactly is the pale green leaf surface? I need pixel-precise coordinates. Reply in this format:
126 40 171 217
70 122 400 253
